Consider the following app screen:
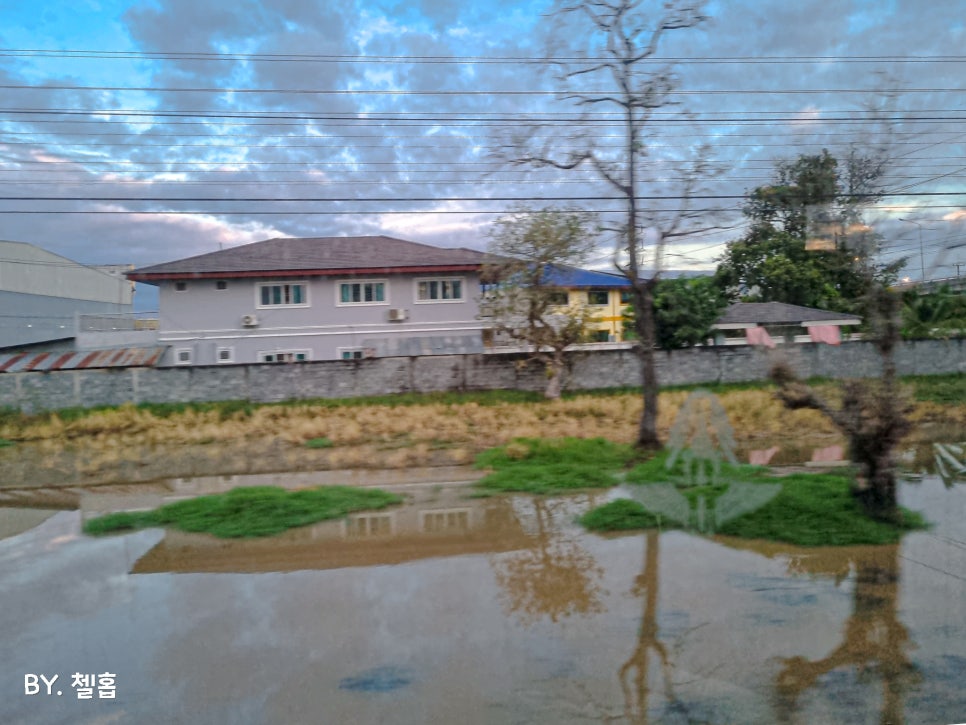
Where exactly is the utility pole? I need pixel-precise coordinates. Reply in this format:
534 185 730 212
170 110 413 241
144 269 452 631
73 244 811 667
898 218 929 283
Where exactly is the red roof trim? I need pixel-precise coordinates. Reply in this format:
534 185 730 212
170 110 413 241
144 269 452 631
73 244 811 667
128 264 481 282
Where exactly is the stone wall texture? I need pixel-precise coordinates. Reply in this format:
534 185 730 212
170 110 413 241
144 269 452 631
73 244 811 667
1 339 963 413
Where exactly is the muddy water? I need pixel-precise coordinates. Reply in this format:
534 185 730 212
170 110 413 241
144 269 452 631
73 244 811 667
2 478 965 725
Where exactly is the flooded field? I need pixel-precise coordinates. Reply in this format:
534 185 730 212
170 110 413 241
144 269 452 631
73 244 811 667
2 473 964 724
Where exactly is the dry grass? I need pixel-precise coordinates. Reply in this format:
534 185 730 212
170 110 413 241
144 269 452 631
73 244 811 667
1 387 960 475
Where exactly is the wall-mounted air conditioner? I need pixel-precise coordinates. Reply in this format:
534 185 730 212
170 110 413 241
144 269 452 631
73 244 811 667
241 314 259 327
387 308 409 322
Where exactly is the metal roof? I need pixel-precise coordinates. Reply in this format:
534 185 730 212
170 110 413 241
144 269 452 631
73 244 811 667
129 236 487 282
542 265 632 288
714 302 862 327
0 346 166 373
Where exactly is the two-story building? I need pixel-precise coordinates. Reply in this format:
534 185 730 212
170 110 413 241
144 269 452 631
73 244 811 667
542 266 634 342
128 236 488 366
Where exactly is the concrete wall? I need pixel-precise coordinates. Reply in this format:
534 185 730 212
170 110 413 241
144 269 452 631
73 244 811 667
0 338 963 413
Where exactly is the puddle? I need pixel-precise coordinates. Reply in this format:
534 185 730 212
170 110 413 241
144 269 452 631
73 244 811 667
1 476 964 724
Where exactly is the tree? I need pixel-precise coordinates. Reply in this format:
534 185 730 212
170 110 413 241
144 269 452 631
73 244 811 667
763 146 914 521
501 0 713 449
483 207 601 399
650 276 727 349
715 150 902 313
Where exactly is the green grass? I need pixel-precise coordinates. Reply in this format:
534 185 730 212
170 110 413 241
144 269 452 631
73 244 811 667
625 450 772 487
579 499 670 532
474 437 635 494
715 472 928 546
304 437 334 449
905 372 966 404
83 485 403 539
0 437 13 448
581 450 929 546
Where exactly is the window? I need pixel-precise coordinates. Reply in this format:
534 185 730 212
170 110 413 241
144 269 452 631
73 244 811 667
175 281 187 292
588 289 609 305
346 513 394 537
415 277 463 302
547 290 569 306
175 348 192 365
216 347 234 363
216 280 228 290
257 282 307 308
592 330 611 342
421 509 471 533
620 289 634 305
259 350 310 363
339 347 374 360
338 280 386 305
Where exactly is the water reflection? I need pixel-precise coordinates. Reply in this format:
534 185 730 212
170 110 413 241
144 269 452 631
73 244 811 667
491 496 606 625
774 546 917 724
2 478 964 724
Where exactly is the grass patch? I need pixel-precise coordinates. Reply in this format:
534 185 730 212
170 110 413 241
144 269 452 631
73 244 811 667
304 437 334 449
581 451 929 546
715 472 928 546
474 437 634 494
0 438 13 448
905 372 966 405
579 499 670 532
625 450 772 487
83 485 403 538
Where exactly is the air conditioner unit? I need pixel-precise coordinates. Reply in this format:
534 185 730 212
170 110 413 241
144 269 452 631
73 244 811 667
241 314 259 327
387 308 409 322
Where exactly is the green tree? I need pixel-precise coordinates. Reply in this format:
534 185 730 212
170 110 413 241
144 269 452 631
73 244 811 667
902 285 966 339
482 207 601 399
624 276 727 349
715 150 901 312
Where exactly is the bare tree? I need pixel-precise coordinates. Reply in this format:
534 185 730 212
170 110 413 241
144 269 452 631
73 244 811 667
483 207 601 399
767 147 915 522
499 0 715 448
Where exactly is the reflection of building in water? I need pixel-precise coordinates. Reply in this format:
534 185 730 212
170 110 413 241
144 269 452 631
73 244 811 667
130 486 531 574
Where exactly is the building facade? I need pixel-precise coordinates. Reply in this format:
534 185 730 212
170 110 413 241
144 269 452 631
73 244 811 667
128 236 488 365
0 240 134 351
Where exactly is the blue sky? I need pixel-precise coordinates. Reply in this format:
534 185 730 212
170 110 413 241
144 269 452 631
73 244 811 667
0 0 963 310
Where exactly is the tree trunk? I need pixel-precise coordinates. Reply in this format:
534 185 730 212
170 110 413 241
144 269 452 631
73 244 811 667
635 285 662 450
544 355 564 400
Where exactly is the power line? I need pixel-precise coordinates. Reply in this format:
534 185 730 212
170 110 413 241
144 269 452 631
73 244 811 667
3 48 965 64
4 83 963 96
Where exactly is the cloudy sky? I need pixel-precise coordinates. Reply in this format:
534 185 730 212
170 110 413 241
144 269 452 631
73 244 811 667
1 0 964 309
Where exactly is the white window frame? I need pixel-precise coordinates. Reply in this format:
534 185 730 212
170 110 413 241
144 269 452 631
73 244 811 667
420 508 472 532
216 346 234 364
345 512 395 537
174 347 192 365
336 279 389 307
258 349 311 363
338 347 368 360
414 277 465 304
255 281 310 309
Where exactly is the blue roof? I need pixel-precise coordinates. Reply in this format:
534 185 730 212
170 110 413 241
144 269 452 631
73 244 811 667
542 265 631 288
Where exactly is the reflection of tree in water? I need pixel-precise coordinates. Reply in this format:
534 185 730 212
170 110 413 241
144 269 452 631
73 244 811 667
621 530 672 723
774 545 919 725
492 496 606 625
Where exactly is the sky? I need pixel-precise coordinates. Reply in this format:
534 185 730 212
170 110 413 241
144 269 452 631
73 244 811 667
0 0 964 310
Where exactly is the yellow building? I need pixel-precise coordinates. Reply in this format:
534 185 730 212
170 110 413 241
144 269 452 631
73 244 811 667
545 266 634 342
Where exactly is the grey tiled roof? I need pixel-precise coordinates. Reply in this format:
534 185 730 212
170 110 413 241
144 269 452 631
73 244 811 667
715 302 862 326
130 236 486 278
